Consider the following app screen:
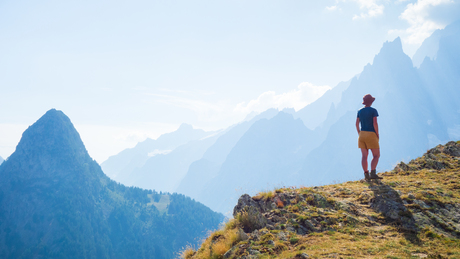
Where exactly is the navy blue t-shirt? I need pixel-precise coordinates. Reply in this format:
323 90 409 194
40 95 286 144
357 107 379 132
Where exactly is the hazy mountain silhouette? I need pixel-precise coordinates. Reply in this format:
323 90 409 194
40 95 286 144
126 133 220 192
194 111 316 214
101 123 214 181
0 156 3 165
103 110 279 195
99 21 460 215
418 19 460 136
294 79 351 130
181 22 460 214
0 109 223 259
299 31 460 184
175 109 279 202
412 20 460 67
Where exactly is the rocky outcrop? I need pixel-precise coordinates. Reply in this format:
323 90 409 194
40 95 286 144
394 141 460 172
369 184 417 231
233 189 338 235
187 141 460 259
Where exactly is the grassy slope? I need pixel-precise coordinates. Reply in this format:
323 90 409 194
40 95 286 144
149 194 171 214
183 141 460 259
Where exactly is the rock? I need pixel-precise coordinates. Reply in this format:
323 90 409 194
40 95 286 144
248 248 260 255
237 228 249 241
312 193 330 208
259 229 268 235
233 194 260 217
277 231 288 241
335 201 359 215
273 215 286 223
303 220 318 232
286 225 296 233
295 253 310 258
370 185 406 220
424 158 448 170
251 230 261 241
296 225 308 235
395 161 410 172
441 141 460 157
233 195 268 232
413 212 431 227
414 199 430 209
369 184 419 231
223 245 238 258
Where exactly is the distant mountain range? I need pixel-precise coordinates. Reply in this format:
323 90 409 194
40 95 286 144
0 156 3 165
102 20 460 215
101 123 216 183
102 108 279 193
0 109 223 258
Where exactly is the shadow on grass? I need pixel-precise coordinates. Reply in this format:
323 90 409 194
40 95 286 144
367 180 421 244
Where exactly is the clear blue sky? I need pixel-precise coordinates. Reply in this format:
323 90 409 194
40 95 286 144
1 0 459 162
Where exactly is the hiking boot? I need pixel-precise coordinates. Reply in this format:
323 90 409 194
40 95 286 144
364 171 370 181
370 169 382 179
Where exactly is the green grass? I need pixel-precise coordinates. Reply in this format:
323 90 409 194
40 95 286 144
148 194 170 214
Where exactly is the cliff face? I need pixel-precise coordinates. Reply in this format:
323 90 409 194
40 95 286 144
184 141 460 259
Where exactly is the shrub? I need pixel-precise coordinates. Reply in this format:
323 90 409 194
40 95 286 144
226 229 241 247
210 230 224 241
260 233 274 242
224 219 238 231
253 191 274 201
211 242 228 258
235 208 266 232
274 241 288 251
423 227 440 239
179 246 195 259
290 236 300 244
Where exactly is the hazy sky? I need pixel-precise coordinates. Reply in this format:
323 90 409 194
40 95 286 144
1 0 459 163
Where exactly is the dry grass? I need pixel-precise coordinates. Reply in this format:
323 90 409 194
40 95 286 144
180 218 243 259
183 143 460 258
211 242 227 257
179 246 196 259
253 190 275 201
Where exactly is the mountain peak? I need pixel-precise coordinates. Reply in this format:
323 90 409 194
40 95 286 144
4 109 91 179
0 111 224 259
371 37 412 70
177 123 194 131
15 109 87 157
384 36 402 50
375 37 404 59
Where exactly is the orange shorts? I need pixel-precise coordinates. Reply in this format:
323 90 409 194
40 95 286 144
358 131 379 149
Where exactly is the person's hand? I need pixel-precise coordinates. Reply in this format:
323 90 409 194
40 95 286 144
376 133 379 139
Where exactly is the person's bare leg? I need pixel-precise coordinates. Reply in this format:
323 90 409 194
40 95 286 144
370 148 380 171
361 148 369 172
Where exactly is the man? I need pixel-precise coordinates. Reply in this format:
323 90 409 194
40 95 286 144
356 94 381 180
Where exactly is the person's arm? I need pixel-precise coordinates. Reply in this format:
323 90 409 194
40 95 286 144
356 117 360 134
373 116 379 139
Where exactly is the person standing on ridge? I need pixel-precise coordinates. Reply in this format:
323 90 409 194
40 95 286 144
356 94 382 180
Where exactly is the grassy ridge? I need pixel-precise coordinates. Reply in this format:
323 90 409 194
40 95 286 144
182 141 460 259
